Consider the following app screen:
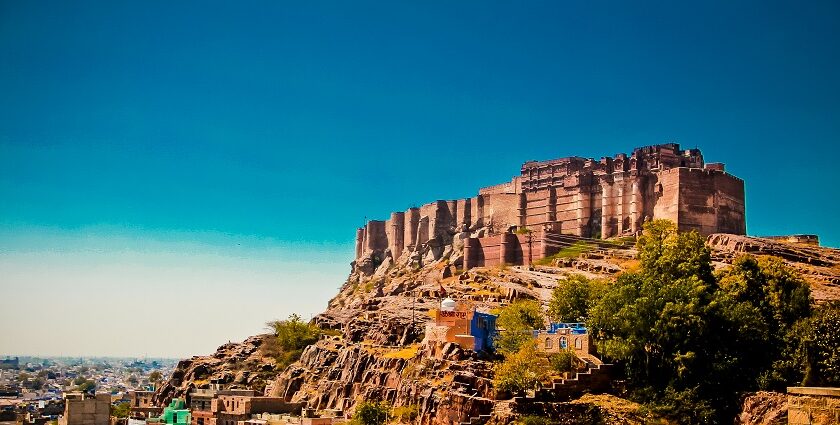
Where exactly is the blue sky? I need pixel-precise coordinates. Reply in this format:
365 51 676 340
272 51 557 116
1 1 839 357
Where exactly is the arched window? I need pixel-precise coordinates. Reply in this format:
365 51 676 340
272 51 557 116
545 338 552 350
575 338 582 349
560 336 567 348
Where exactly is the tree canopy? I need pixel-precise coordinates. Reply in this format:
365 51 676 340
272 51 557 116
350 401 389 425
548 274 605 322
587 219 815 424
494 300 544 355
492 342 551 395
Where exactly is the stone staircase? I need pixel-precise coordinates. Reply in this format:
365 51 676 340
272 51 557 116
531 362 613 402
457 401 515 424
458 413 492 425
456 359 613 424
505 359 613 407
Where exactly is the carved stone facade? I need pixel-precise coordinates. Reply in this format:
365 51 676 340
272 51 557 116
355 143 746 269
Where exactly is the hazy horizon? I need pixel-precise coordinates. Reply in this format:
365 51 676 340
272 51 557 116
2 0 839 358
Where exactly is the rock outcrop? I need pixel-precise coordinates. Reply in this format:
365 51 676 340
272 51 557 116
155 231 839 423
153 335 279 405
735 391 787 425
708 234 840 302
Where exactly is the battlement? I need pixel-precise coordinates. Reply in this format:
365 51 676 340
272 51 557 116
354 143 746 270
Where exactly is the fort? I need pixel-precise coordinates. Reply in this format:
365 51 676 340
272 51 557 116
355 143 746 270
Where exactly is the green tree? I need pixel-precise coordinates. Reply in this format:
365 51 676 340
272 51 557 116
799 301 840 386
715 255 812 390
493 342 551 395
589 220 815 424
635 219 714 284
717 255 810 332
111 402 130 418
495 300 545 355
549 350 575 374
548 275 605 322
266 314 322 351
350 401 389 425
76 380 96 393
263 314 324 368
148 371 163 384
587 221 732 423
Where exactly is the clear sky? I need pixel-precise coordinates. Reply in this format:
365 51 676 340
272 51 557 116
1 1 839 357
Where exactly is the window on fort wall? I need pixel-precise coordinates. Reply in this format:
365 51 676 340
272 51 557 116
575 338 582 349
545 338 552 349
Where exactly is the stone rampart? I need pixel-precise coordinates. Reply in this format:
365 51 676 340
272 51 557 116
354 143 747 271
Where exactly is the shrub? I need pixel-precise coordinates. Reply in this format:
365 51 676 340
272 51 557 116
111 402 130 418
493 343 550 394
263 314 323 368
549 350 575 374
266 314 322 351
391 404 419 422
350 401 390 425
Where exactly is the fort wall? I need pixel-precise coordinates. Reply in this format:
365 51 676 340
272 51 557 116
354 143 747 269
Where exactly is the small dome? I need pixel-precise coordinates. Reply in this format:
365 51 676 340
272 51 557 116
440 298 457 311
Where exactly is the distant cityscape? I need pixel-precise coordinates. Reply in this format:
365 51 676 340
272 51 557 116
0 356 176 425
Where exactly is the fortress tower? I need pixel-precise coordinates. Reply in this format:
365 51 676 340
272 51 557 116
354 143 746 269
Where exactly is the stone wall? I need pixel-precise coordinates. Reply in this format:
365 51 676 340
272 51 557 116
355 143 747 267
535 331 591 356
464 230 572 269
787 387 840 425
60 393 110 425
674 167 746 235
764 235 820 246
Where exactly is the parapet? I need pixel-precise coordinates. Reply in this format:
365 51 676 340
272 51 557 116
354 142 748 271
763 235 820 246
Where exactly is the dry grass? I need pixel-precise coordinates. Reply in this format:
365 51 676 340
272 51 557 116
383 344 420 359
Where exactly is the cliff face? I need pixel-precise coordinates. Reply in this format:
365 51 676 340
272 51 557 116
153 335 279 405
157 240 632 423
156 231 839 423
266 262 557 424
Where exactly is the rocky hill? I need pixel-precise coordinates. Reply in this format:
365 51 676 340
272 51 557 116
707 233 840 302
155 230 839 424
154 334 280 404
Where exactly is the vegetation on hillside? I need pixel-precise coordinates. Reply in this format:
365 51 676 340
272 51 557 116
586 219 831 424
533 241 596 265
548 275 606 322
262 314 324 368
494 300 544 355
350 401 390 425
491 219 839 423
493 342 552 395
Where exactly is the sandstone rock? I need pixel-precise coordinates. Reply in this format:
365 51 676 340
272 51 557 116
736 391 787 425
157 230 840 424
708 233 840 302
